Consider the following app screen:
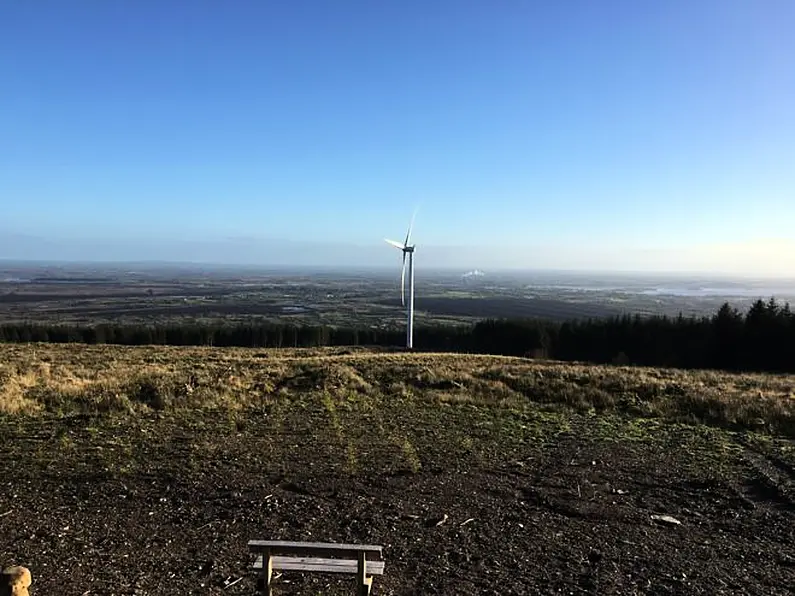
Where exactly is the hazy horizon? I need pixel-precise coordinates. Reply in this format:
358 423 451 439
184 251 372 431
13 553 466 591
2 232 795 283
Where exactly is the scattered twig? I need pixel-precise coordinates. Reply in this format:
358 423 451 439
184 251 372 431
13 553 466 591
0 510 12 518
224 577 243 589
460 518 475 526
651 514 682 526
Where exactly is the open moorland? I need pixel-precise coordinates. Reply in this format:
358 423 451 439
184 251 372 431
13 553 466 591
1 343 794 594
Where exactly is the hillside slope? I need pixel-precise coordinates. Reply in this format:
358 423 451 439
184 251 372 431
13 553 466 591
1 344 794 594
1 343 794 437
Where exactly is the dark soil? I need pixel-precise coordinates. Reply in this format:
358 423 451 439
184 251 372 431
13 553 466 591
1 406 794 595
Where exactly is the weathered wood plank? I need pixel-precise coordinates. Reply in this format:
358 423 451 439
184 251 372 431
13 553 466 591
248 540 383 559
253 555 385 575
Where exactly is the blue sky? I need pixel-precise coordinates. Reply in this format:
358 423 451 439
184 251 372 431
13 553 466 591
1 1 794 274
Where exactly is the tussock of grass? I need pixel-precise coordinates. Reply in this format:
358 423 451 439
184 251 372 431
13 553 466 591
1 343 794 437
0 369 43 414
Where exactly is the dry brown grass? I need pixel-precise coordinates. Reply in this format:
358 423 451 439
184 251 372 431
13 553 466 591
1 343 794 437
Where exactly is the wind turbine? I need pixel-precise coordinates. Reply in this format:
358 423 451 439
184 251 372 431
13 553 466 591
385 211 417 349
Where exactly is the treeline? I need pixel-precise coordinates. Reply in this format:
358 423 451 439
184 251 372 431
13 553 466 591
0 322 472 352
472 298 795 373
1 298 794 374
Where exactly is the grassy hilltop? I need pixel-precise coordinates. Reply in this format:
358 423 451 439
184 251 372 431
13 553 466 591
1 344 794 594
2 343 794 435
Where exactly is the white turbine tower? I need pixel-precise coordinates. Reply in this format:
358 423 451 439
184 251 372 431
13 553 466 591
385 212 417 349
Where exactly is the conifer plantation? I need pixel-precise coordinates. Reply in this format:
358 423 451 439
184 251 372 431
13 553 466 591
3 298 794 374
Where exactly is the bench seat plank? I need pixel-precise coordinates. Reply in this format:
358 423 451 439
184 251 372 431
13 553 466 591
253 555 385 575
248 540 383 560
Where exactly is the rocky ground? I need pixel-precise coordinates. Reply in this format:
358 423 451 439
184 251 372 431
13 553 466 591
1 407 794 595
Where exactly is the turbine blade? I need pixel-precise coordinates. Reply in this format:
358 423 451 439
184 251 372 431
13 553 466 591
400 252 407 307
404 207 418 247
384 238 405 250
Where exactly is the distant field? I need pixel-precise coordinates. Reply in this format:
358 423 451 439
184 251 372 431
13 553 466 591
0 278 621 325
410 295 622 320
1 263 777 328
1 344 794 593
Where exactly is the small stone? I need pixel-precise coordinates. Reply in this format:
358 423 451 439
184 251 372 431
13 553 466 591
1 566 32 596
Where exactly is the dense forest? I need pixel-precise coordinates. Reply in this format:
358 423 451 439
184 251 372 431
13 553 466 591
1 298 793 374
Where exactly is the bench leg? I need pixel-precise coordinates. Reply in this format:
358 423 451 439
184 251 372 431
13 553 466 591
257 550 273 596
357 551 372 596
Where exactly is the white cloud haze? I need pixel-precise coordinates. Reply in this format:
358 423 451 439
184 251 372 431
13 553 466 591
1 231 793 278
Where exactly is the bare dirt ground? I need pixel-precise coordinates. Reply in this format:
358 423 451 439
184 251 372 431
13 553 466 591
1 345 794 594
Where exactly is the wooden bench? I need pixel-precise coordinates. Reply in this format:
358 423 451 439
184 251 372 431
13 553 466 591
249 540 385 595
